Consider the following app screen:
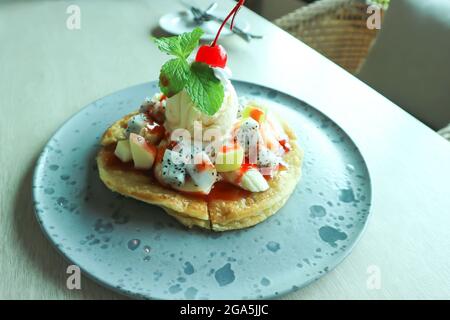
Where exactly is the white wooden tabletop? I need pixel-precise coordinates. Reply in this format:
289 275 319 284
1 0 449 300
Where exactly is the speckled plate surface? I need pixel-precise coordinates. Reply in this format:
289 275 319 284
33 81 372 300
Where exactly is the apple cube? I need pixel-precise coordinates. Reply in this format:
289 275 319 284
215 144 244 172
114 139 132 162
129 133 156 169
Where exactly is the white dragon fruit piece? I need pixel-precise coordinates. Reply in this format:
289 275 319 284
235 118 262 160
186 152 218 194
258 147 281 167
161 149 188 187
139 93 166 123
257 147 284 176
170 138 202 162
125 114 148 138
139 97 153 113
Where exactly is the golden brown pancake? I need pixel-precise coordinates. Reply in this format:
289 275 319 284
97 112 303 231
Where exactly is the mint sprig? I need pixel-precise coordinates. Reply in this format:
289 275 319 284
159 58 190 97
154 28 204 59
153 28 225 116
186 62 224 116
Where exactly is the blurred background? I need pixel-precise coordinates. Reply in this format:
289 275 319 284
246 0 310 20
258 0 450 136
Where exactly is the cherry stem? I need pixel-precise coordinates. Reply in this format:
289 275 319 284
211 0 245 47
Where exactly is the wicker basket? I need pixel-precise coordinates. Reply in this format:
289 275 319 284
275 0 385 74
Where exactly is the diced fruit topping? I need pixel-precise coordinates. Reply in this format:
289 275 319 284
139 94 167 123
215 143 244 172
114 140 132 163
194 152 215 172
126 114 148 137
149 106 166 124
257 147 284 176
129 133 156 169
234 118 262 157
259 124 283 154
186 152 217 194
141 121 165 145
257 116 291 156
240 168 269 192
257 147 281 168
278 139 291 152
242 105 267 123
161 149 187 187
221 167 269 192
155 145 167 165
264 117 290 152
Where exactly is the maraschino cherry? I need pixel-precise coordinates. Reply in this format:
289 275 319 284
195 0 245 68
195 44 228 68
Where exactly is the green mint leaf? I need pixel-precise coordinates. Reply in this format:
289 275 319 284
186 62 224 116
178 28 204 59
159 58 190 97
153 29 225 115
153 27 204 59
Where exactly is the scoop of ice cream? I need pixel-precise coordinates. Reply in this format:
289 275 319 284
164 80 238 140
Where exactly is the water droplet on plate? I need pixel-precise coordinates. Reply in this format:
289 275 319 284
339 188 356 203
183 262 195 275
214 263 235 287
56 197 68 208
309 205 327 218
127 239 141 251
260 277 271 286
44 187 55 195
266 241 280 252
318 226 347 247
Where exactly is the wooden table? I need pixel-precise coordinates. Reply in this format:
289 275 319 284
1 0 449 299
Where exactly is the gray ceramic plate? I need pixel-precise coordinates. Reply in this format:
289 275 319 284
33 81 372 300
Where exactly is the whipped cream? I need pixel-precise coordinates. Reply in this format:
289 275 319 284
164 81 238 140
212 66 232 87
